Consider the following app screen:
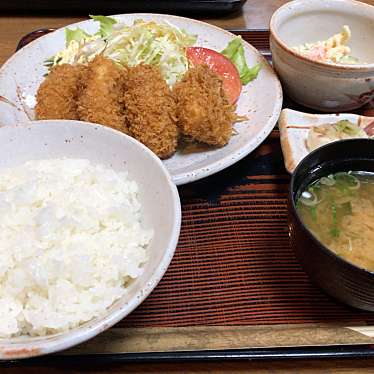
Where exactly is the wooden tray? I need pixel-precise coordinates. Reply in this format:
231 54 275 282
5 28 374 364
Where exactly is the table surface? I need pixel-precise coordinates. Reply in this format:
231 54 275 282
1 0 374 372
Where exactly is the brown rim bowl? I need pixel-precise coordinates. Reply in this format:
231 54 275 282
270 0 374 112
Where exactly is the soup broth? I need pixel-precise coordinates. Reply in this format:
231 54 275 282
296 171 374 272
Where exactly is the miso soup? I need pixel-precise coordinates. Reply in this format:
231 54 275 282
296 171 374 272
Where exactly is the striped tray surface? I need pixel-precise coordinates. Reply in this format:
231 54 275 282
122 131 374 328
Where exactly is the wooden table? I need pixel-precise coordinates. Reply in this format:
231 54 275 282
1 0 374 372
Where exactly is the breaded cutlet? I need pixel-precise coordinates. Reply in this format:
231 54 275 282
123 65 178 159
35 64 87 120
77 55 127 133
173 64 237 147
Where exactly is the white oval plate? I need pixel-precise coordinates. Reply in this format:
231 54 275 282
0 13 283 185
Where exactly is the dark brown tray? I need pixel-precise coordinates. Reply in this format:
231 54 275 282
7 27 374 363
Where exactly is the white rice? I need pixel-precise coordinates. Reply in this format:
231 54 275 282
0 159 152 337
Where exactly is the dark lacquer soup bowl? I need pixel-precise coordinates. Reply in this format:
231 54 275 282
289 138 374 311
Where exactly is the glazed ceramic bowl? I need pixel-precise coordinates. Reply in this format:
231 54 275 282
289 139 374 311
0 120 181 359
270 0 374 112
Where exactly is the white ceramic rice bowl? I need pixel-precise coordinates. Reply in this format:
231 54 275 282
0 120 181 360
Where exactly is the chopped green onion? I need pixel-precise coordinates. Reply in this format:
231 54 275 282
309 206 317 222
330 199 339 238
335 172 360 190
320 176 335 186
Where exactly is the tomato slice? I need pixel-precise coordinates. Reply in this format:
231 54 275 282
186 46 242 104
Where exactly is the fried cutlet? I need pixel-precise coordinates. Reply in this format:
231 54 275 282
123 65 178 159
35 64 86 120
77 55 127 133
173 64 237 147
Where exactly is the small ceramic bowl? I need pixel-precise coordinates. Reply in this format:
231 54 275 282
289 138 374 311
0 120 181 359
270 0 374 112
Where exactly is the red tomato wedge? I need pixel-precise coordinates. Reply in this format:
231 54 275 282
186 47 242 104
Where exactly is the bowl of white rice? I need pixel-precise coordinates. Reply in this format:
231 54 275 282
0 120 181 359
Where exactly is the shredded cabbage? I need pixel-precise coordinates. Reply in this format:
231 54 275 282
49 16 197 85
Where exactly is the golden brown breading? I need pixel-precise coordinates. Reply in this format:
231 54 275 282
35 64 86 120
123 65 178 159
77 55 127 133
173 64 237 147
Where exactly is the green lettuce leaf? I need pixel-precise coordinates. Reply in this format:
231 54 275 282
65 28 91 46
221 36 261 85
90 15 117 38
240 63 261 84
